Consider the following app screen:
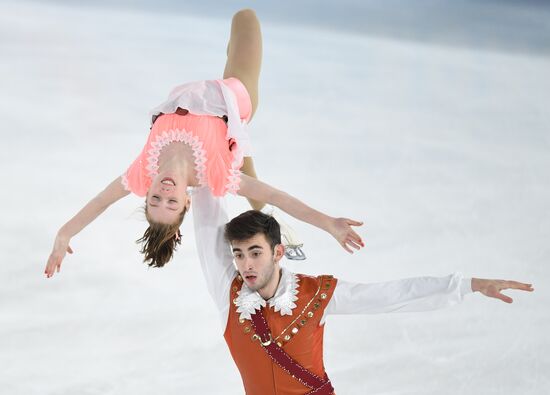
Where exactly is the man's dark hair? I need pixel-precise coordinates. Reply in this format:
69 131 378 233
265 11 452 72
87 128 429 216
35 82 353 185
224 210 281 249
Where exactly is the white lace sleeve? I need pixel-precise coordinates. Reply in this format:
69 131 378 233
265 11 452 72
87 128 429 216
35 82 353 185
192 187 236 328
120 173 130 191
321 273 473 324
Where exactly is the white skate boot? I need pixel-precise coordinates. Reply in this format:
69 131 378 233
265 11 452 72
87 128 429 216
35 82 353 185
262 205 306 261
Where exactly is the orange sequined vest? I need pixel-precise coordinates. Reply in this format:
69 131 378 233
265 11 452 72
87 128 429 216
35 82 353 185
224 273 337 395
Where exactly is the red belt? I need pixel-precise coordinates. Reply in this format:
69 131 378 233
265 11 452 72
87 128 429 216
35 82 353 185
250 309 335 395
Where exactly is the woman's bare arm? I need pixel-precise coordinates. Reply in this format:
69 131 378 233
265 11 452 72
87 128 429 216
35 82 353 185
237 174 364 253
44 177 130 277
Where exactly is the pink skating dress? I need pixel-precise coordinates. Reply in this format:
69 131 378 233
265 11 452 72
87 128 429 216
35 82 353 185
121 77 252 197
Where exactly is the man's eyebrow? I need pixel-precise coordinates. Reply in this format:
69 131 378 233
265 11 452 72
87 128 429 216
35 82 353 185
232 245 263 252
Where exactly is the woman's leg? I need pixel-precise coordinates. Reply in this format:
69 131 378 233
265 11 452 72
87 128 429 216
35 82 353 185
241 157 263 210
223 11 304 257
223 9 262 120
224 9 264 210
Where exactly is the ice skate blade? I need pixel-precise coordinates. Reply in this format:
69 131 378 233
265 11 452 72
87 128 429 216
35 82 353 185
285 246 306 261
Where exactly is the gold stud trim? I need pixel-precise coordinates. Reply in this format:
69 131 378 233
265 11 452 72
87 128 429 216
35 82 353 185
251 275 329 346
272 276 323 342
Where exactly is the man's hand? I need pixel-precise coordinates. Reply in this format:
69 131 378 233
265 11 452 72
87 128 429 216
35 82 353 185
471 278 534 303
327 218 365 254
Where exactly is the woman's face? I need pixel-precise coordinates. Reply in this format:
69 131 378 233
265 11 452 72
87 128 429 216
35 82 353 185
146 176 190 224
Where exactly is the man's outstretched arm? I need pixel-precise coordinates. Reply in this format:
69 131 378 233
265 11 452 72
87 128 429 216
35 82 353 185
322 274 533 323
192 187 236 327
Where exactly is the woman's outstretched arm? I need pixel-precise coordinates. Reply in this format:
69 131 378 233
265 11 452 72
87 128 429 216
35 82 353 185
44 177 130 278
237 174 364 253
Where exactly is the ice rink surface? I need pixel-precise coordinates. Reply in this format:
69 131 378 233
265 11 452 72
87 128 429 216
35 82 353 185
1 1 549 394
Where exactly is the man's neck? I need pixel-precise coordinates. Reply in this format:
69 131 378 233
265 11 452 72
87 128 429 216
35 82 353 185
258 267 282 300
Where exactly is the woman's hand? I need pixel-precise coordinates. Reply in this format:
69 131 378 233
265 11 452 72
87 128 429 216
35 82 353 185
45 233 74 278
238 175 366 253
42 176 130 279
327 218 365 253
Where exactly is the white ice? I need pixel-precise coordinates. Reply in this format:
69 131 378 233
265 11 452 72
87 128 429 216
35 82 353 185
1 1 548 394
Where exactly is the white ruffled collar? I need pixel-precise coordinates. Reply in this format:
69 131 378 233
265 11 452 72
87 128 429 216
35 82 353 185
235 267 300 321
145 129 208 186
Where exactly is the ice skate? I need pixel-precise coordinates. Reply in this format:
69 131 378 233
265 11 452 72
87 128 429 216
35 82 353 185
263 205 307 261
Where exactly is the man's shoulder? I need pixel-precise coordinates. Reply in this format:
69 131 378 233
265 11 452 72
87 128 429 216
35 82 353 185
296 273 336 281
229 271 241 285
296 273 337 292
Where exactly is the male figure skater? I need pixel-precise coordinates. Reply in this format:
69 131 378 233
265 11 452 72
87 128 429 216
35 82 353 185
192 187 534 394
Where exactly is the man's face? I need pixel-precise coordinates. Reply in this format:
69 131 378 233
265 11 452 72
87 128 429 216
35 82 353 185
231 233 283 293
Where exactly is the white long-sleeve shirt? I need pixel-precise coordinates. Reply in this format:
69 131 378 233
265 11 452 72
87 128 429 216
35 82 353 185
191 187 473 329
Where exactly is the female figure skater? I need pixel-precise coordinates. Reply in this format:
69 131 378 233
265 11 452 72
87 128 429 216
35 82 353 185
44 9 364 277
